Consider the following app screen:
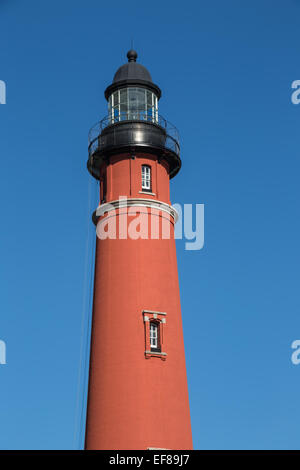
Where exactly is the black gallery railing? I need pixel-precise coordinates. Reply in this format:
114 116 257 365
88 113 180 158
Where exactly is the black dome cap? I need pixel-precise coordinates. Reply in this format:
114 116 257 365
113 50 152 83
104 50 161 100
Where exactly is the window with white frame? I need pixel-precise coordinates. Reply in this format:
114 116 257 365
142 165 151 191
143 310 166 359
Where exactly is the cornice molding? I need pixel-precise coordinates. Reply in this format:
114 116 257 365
94 198 178 223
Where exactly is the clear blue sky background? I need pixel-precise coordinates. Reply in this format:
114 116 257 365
0 0 300 450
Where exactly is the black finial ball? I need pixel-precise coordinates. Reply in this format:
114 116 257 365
127 49 138 62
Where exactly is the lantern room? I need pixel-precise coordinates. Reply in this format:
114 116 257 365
87 50 181 180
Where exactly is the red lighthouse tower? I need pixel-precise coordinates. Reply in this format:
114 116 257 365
85 50 193 450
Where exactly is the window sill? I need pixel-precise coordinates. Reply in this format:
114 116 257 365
139 191 156 196
145 350 167 360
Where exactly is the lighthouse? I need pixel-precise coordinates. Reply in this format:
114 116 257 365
85 50 193 450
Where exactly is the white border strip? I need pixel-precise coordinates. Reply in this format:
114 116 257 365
95 198 178 223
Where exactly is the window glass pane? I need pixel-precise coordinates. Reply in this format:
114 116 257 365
147 90 152 106
113 91 119 105
137 89 146 119
127 88 137 119
146 91 155 122
113 106 119 121
120 88 127 104
128 88 137 109
136 88 146 108
108 96 112 121
142 165 151 189
150 323 158 347
120 102 127 117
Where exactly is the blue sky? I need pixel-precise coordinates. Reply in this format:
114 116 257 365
0 0 300 450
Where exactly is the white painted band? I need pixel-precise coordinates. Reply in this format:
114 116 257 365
95 198 178 223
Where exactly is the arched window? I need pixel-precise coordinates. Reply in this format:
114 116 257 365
142 165 151 191
150 321 161 352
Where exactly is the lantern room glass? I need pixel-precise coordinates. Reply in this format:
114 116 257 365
108 87 158 124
